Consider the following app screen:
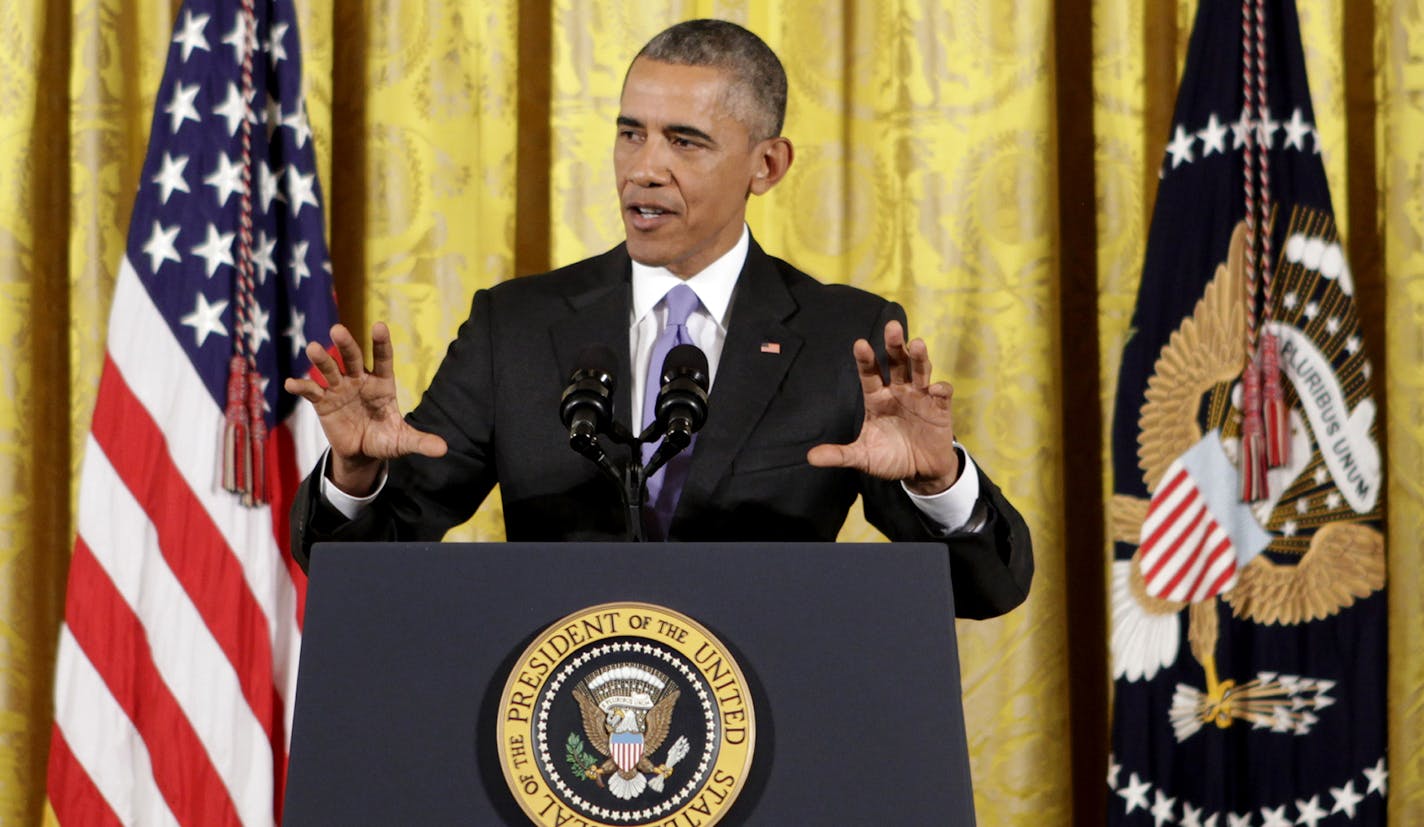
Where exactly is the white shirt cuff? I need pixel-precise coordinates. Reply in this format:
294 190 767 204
317 449 388 521
900 444 984 534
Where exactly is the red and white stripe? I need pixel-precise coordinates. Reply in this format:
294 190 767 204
47 258 325 826
1139 464 1239 603
612 739 644 773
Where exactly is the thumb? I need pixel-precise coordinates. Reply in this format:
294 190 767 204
402 425 448 459
806 442 858 469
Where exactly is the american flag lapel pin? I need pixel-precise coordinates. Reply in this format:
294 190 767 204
759 341 781 354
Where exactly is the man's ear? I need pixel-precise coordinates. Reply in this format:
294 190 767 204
749 137 793 196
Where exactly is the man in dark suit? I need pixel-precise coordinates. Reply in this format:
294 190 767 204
286 19 1032 620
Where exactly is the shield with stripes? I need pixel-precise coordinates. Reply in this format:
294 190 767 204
1138 431 1271 602
609 730 644 773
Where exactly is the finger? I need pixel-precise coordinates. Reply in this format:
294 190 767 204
370 322 395 379
330 323 366 379
306 339 344 388
908 338 933 389
284 376 323 403
883 320 911 385
928 382 956 425
852 338 884 396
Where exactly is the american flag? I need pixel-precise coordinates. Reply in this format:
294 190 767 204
46 1 337 824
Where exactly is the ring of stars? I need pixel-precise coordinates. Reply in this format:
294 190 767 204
530 639 720 824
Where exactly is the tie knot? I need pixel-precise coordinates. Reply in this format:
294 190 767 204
662 284 701 327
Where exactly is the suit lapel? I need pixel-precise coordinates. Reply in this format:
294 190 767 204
676 241 803 520
549 246 636 435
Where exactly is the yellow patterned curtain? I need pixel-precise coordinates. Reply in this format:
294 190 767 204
1379 1 1424 820
0 2 1419 826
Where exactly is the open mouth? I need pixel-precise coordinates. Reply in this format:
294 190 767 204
626 205 675 230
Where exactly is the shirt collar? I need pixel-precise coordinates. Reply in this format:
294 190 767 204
630 224 749 328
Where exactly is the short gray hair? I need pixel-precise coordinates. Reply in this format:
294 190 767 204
631 19 787 141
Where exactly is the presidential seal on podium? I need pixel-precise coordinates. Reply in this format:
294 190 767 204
497 602 755 826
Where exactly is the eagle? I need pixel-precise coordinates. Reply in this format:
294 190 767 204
1110 218 1385 740
572 681 682 800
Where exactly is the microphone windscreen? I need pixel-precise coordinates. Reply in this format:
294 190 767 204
573 343 619 382
660 343 708 388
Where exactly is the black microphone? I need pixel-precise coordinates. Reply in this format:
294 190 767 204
560 344 618 461
651 343 709 453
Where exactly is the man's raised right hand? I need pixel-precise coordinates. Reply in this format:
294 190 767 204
284 322 448 496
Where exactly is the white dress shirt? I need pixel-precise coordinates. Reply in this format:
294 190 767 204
629 226 745 432
325 224 984 534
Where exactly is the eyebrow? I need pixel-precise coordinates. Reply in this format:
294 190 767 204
616 116 717 146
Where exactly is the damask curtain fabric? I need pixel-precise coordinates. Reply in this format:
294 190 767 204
0 1 1418 825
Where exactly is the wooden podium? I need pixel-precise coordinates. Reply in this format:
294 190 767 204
283 542 976 825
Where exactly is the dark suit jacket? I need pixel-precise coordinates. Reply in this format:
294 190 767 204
292 240 1033 618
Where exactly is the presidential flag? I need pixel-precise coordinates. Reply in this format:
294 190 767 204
1107 1 1386 824
46 1 337 824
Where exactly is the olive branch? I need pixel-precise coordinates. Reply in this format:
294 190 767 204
565 733 599 778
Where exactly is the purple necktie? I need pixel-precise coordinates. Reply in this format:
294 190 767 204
642 284 701 540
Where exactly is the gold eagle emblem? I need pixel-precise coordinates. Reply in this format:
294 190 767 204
1110 214 1385 737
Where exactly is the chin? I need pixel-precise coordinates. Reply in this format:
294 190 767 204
625 241 673 269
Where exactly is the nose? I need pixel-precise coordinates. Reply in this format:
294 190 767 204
627 138 671 188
